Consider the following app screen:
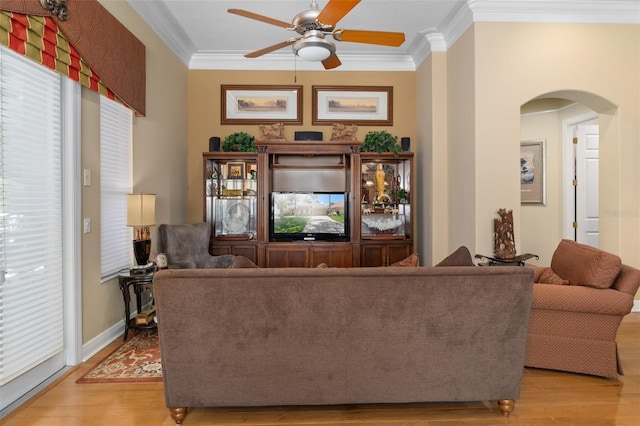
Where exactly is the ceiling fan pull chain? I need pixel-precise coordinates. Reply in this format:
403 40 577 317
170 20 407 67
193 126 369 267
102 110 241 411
294 54 297 83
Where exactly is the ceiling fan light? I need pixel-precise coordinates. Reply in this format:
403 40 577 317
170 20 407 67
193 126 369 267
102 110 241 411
293 30 335 62
296 45 331 61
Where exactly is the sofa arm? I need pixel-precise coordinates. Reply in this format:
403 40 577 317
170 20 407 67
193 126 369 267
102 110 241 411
529 266 548 283
199 254 236 269
533 283 635 315
168 260 197 269
612 264 640 296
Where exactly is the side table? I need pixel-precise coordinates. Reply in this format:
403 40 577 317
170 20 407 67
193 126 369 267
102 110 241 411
474 253 539 266
118 268 157 341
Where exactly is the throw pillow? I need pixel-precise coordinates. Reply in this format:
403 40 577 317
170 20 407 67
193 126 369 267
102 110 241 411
435 246 475 266
389 253 419 267
538 268 570 285
550 239 621 289
228 256 259 269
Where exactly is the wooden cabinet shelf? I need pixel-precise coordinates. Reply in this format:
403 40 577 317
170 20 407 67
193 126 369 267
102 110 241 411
203 143 414 267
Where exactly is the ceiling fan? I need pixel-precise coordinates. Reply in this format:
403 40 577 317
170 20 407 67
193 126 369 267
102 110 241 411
228 0 405 70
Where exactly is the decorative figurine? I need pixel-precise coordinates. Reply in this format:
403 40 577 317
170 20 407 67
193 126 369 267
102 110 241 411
259 122 286 141
330 123 358 141
494 208 516 260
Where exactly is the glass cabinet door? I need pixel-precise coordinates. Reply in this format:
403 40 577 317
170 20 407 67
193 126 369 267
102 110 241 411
360 156 411 240
205 156 258 240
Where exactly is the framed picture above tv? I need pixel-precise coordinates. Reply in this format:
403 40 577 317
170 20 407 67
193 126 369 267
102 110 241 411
312 86 393 126
221 85 302 124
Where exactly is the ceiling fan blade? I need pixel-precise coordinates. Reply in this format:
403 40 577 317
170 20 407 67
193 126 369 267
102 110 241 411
316 0 360 26
228 9 294 30
322 53 342 70
334 29 405 47
244 39 297 58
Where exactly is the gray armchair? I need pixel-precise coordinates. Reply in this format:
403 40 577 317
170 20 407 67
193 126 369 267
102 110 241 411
158 222 235 269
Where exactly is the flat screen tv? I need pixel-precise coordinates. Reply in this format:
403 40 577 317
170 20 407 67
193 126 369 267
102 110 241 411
270 192 349 242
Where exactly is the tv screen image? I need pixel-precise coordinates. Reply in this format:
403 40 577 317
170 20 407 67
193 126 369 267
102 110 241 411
270 192 349 241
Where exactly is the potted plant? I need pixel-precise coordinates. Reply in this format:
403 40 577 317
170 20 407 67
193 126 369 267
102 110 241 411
397 188 408 203
222 132 256 152
361 130 401 156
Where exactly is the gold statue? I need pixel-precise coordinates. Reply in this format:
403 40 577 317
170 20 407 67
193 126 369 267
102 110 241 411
375 164 391 204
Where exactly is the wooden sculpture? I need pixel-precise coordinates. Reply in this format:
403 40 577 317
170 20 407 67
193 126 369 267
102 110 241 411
494 208 516 260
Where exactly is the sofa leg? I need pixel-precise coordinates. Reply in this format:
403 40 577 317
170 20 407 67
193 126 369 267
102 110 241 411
169 407 187 424
498 399 514 416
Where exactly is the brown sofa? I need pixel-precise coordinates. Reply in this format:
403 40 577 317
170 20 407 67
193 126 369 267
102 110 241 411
526 239 640 378
153 266 533 424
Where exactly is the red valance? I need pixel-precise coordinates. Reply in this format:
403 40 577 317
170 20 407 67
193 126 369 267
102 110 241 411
0 0 146 116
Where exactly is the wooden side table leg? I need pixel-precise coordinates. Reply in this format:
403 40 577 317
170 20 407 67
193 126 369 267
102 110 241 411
119 279 131 341
169 407 187 424
498 399 514 416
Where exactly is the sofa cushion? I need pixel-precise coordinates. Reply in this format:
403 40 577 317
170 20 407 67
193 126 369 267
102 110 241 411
435 246 475 267
389 253 419 267
538 268 569 285
228 256 259 268
550 239 621 289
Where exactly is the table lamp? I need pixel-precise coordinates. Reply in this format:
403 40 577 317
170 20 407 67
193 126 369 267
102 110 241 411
127 191 156 266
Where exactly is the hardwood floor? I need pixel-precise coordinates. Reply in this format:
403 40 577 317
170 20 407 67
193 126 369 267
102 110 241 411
4 313 640 425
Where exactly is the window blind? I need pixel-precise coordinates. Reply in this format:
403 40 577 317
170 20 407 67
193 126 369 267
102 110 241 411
0 46 64 386
100 97 132 278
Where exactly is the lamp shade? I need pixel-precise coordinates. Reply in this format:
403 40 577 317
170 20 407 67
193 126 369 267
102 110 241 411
127 193 156 227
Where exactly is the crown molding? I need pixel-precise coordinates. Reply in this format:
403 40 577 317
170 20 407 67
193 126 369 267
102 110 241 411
189 53 416 72
467 0 640 24
127 0 195 66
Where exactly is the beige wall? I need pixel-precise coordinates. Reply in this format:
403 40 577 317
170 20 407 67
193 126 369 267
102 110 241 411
80 0 189 343
445 28 477 255
187 70 417 224
471 22 640 269
415 52 448 265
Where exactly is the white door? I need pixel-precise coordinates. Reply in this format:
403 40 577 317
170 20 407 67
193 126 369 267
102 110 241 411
575 124 599 247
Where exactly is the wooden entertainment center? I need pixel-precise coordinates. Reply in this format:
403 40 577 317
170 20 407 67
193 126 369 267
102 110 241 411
202 140 414 267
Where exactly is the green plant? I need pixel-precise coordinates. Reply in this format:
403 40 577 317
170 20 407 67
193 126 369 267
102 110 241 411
397 188 408 202
222 132 256 152
361 130 400 156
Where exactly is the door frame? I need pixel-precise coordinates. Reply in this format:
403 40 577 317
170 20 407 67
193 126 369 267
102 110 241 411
562 111 598 240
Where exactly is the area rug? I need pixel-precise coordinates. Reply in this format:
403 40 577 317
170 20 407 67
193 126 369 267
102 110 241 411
77 330 162 383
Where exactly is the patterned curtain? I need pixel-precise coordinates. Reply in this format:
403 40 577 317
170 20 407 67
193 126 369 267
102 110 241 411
0 10 121 104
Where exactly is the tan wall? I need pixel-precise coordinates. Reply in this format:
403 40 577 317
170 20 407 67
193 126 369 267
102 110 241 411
81 1 189 343
415 52 448 265
471 22 640 269
445 28 477 254
187 71 417 224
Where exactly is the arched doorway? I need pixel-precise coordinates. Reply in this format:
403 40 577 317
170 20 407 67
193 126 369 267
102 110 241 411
520 90 616 259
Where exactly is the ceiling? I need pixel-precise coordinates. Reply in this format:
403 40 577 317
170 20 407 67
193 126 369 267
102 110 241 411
128 0 640 71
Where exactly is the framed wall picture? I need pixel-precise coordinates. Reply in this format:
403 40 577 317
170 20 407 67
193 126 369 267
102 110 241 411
221 85 302 124
520 140 546 205
227 162 245 180
312 86 393 125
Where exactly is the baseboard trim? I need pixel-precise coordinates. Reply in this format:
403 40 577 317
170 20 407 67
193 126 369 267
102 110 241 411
633 301 640 313
81 311 138 362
